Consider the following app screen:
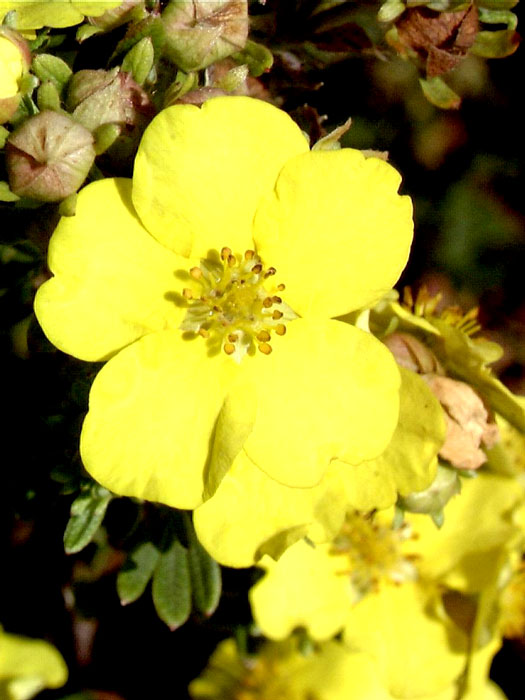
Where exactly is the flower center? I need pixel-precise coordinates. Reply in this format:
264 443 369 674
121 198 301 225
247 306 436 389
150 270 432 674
180 247 297 362
331 511 417 600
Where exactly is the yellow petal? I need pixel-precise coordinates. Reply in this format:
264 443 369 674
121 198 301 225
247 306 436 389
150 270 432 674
80 330 235 509
132 96 309 257
0 628 68 696
339 367 445 511
406 471 524 593
35 178 185 362
0 1 120 29
254 149 413 318
343 583 467 698
241 319 400 488
250 540 352 640
195 452 346 567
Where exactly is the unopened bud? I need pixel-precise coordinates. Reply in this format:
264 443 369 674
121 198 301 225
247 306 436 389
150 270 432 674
384 331 443 374
162 0 248 72
67 68 153 132
6 111 95 202
0 28 31 124
398 464 461 515
89 0 146 31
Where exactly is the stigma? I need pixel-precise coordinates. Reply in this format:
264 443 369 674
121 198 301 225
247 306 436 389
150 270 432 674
180 247 297 361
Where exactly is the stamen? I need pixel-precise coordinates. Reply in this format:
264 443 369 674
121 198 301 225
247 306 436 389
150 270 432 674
190 267 202 280
251 263 263 274
244 250 255 260
259 343 272 355
228 333 238 343
264 267 276 278
224 343 236 355
275 324 286 336
272 310 283 320
257 330 271 342
272 296 282 304
277 283 285 291
221 246 232 260
262 297 273 308
182 288 193 299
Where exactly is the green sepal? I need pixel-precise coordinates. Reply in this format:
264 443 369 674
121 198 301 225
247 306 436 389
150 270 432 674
184 514 221 617
31 54 72 94
93 123 122 155
36 81 61 112
478 7 518 29
430 510 445 528
63 482 113 554
111 15 165 65
152 535 192 630
312 117 352 151
0 125 8 148
58 193 77 217
0 181 20 202
122 36 155 86
471 29 520 58
18 72 39 97
232 39 273 77
419 76 461 110
117 540 160 605
216 64 249 93
76 25 104 43
163 70 198 106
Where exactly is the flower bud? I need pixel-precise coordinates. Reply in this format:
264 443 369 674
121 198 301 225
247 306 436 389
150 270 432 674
66 67 153 132
6 111 95 202
88 0 146 31
398 464 461 515
162 0 248 72
384 331 443 374
0 27 30 124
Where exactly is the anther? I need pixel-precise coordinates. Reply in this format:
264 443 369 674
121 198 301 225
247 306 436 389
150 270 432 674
244 250 255 260
259 342 272 355
272 310 283 320
262 297 273 308
190 267 202 280
213 305 222 312
277 283 285 291
227 333 238 343
224 343 236 355
251 263 263 274
257 330 271 342
264 267 276 278
275 324 286 336
227 254 236 267
198 328 210 338
272 296 282 304
221 247 232 260
182 288 193 299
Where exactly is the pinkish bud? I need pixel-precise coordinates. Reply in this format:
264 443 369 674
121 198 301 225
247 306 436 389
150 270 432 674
162 0 248 72
6 111 95 202
66 68 153 132
89 0 146 31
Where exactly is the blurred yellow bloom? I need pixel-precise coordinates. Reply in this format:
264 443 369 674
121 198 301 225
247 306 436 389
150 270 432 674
0 1 121 30
0 626 68 700
35 97 412 529
0 34 23 99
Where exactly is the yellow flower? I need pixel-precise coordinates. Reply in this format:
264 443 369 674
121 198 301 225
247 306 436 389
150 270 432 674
0 626 68 700
0 1 121 30
0 34 23 100
35 97 412 527
249 471 524 639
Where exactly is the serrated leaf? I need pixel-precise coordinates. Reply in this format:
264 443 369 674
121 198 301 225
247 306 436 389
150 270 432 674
185 516 221 617
63 483 113 554
117 541 160 605
152 538 191 630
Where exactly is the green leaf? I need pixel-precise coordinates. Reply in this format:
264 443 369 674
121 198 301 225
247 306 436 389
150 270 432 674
31 54 72 94
478 7 518 28
122 36 155 85
93 123 122 155
232 39 273 77
36 81 61 112
185 514 221 617
117 541 160 605
377 0 405 23
471 29 520 58
63 483 113 554
152 537 192 630
76 24 103 43
419 76 461 110
0 125 8 149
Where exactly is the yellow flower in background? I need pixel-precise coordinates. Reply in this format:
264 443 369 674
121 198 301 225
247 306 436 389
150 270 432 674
0 626 68 700
0 1 121 30
35 96 413 515
249 471 524 640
